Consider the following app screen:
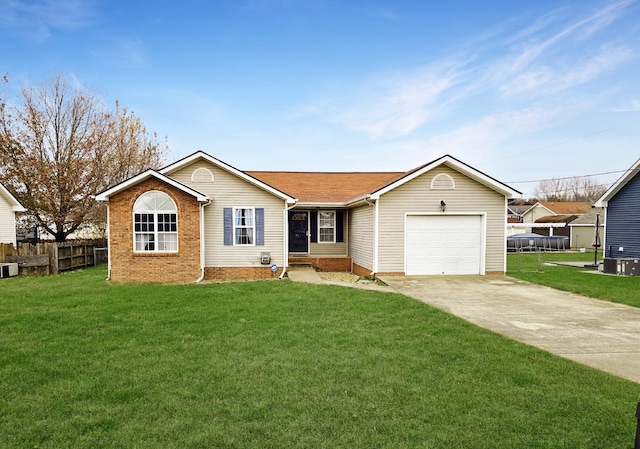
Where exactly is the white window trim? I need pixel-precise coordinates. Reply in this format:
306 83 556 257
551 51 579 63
132 191 178 253
233 207 256 246
318 210 336 244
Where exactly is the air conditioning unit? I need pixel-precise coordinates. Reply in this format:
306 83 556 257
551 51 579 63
0 263 19 278
260 252 271 265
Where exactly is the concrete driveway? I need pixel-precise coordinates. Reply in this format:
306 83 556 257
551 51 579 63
377 275 640 384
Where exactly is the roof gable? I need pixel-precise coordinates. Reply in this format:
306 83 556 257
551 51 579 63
0 182 26 212
595 158 640 207
569 208 604 226
95 170 208 202
369 155 520 200
161 151 296 203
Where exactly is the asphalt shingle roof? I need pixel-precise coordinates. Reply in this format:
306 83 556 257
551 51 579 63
246 171 404 203
539 201 592 215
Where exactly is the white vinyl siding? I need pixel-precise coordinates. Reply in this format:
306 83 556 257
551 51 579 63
377 166 506 274
309 242 347 256
168 160 285 268
0 195 17 245
348 205 374 271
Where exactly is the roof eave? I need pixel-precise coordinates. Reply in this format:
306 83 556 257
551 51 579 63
595 157 640 207
0 183 26 211
295 201 347 208
95 170 209 203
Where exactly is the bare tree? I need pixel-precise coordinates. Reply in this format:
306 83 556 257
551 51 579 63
533 176 608 203
0 73 167 242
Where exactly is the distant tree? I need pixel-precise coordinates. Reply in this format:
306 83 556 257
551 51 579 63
533 176 608 203
0 72 167 242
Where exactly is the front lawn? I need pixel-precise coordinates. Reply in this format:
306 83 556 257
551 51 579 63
507 251 640 308
1 267 638 448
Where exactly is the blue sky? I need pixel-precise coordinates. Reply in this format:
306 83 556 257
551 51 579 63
1 0 640 197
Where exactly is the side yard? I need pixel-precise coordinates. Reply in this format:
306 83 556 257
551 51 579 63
1 267 638 448
507 251 640 308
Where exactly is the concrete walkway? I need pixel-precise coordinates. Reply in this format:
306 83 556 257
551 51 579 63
377 275 640 384
286 266 394 292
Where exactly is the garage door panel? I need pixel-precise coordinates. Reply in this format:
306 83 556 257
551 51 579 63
406 215 482 275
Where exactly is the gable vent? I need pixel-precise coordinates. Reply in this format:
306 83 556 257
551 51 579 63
191 167 214 183
430 173 455 190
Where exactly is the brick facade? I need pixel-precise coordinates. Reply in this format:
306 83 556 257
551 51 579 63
204 266 283 281
288 256 352 272
352 263 372 277
108 178 201 283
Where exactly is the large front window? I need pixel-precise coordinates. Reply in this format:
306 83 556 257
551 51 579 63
234 207 255 245
133 191 178 252
318 211 336 243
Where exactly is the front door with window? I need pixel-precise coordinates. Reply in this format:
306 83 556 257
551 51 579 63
289 211 308 253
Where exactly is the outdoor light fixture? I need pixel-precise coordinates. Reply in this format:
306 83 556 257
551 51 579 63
440 200 446 212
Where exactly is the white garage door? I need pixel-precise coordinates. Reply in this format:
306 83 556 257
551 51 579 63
406 215 483 275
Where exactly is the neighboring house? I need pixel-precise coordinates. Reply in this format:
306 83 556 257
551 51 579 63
520 201 592 243
595 158 640 275
506 204 534 236
0 182 26 247
95 152 520 283
568 208 604 250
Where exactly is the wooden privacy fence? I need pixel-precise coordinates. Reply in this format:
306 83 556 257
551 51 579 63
1 240 108 276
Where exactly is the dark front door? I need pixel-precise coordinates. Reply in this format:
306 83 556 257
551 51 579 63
289 211 308 253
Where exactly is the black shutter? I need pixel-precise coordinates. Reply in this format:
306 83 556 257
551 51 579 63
336 210 344 243
223 208 233 245
310 210 317 243
255 208 264 246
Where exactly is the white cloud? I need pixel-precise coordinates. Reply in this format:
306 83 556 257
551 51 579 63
423 107 569 155
317 58 475 140
0 0 96 41
610 99 640 111
500 45 635 98
92 37 149 68
501 0 633 75
293 0 637 158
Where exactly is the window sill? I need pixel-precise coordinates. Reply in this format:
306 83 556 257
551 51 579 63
133 251 180 257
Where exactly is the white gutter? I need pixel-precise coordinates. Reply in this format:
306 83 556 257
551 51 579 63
195 200 212 283
507 223 567 229
105 203 111 280
372 197 379 276
280 200 299 279
296 201 345 208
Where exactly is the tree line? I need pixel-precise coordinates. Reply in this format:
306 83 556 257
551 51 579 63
0 73 165 242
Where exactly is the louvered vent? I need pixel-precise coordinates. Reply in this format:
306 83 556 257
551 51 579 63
430 173 455 190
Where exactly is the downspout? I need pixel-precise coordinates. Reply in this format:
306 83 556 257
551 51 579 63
280 200 298 279
105 202 111 280
364 196 378 277
195 200 211 283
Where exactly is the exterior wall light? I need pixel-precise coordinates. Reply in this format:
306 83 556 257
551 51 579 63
440 200 446 212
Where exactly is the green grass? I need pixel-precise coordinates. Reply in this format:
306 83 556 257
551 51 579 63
1 267 638 448
508 251 640 308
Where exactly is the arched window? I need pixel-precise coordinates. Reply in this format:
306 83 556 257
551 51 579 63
133 190 178 252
